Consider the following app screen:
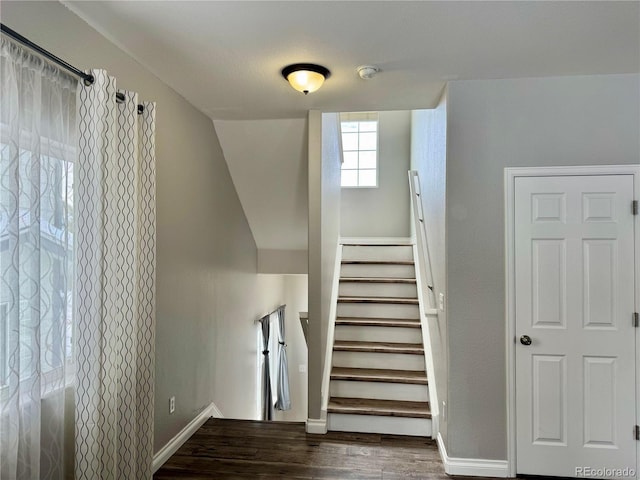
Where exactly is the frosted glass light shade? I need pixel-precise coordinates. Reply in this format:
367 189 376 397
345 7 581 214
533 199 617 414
281 63 331 95
287 70 325 94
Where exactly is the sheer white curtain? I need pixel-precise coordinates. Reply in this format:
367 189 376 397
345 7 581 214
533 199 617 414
0 36 77 479
75 70 156 480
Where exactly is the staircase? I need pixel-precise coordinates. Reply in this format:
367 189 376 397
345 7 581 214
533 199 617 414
326 242 432 437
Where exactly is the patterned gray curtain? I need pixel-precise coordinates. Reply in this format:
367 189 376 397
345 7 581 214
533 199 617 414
274 306 291 411
259 315 273 421
75 70 156 479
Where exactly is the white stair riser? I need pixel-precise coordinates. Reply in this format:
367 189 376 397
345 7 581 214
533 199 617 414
341 264 415 279
330 380 429 402
337 303 419 319
333 351 425 371
327 413 431 437
334 325 422 343
339 282 417 298
342 245 413 262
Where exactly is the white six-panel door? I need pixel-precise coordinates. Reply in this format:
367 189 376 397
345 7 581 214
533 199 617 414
515 175 636 477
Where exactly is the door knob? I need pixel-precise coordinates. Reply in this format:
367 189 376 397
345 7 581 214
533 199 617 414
520 335 532 346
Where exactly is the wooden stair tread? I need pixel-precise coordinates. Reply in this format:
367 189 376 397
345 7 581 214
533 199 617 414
328 397 431 419
338 296 418 305
339 277 416 284
342 243 413 247
333 340 424 354
335 317 421 328
342 260 414 265
331 367 427 385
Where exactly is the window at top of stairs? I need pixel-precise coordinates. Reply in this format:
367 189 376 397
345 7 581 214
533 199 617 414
340 112 378 188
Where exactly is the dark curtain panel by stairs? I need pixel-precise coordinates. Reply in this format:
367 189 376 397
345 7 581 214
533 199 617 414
259 315 273 421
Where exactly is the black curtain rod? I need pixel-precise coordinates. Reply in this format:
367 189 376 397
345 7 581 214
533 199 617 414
1 23 144 114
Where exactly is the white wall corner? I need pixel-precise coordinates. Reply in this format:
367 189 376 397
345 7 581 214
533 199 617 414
437 433 509 478
152 403 218 473
306 417 327 434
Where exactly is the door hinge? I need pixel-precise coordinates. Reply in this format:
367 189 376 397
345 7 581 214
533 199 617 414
634 312 639 328
635 425 640 441
633 200 638 215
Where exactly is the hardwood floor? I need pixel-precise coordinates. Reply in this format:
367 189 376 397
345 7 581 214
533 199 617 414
155 418 504 479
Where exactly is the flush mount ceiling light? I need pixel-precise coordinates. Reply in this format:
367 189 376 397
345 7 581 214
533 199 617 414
281 63 331 95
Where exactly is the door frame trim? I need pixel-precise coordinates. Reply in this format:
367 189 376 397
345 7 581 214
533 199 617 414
504 165 640 478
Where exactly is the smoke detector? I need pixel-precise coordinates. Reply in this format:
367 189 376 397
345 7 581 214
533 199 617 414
357 65 379 79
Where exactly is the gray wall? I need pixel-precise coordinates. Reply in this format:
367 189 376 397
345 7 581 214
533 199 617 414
446 74 640 460
341 111 411 238
410 92 448 443
307 111 342 420
2 0 285 453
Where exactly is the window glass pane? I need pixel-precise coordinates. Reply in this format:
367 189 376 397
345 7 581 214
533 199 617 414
341 170 358 187
359 121 377 132
359 132 377 151
339 115 378 189
342 151 358 169
341 121 358 133
359 169 377 187
359 150 376 169
342 133 358 151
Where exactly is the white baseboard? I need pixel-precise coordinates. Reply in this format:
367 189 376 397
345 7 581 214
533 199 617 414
210 403 224 418
152 402 220 473
437 432 509 477
306 417 327 434
340 237 413 245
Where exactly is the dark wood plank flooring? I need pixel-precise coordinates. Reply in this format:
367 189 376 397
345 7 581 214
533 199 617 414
155 418 507 479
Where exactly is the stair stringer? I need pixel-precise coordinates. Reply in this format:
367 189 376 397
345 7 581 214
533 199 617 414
311 243 343 434
412 242 440 439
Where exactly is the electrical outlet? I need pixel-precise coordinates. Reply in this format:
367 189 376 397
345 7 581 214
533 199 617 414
169 396 175 414
442 401 447 421
298 364 307 373
438 293 445 311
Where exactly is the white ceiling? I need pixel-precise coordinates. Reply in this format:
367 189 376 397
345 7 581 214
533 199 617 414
214 118 309 250
62 1 639 253
65 1 639 121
